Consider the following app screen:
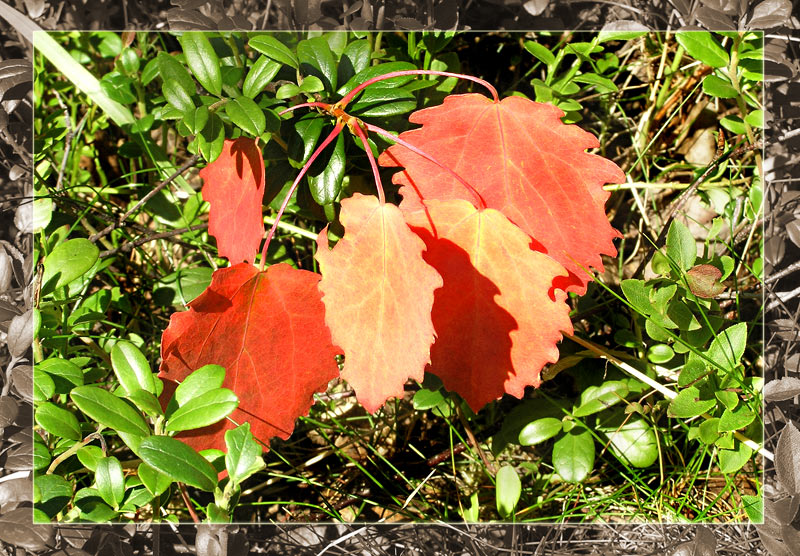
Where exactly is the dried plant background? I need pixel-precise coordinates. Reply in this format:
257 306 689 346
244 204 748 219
0 0 796 555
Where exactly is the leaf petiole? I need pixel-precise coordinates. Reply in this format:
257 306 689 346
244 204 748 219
259 121 346 270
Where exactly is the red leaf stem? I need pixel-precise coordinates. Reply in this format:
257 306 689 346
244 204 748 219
337 70 499 108
259 121 346 270
350 121 385 204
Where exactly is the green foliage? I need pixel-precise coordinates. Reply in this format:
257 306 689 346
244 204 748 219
32 29 761 523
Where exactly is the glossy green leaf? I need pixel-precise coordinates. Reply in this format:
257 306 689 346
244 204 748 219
620 279 653 316
183 105 210 136
524 40 555 66
308 129 345 206
338 39 371 87
111 340 156 395
297 36 337 92
666 220 696 270
33 441 51 472
34 474 72 519
35 402 81 441
127 388 164 418
138 462 173 497
198 113 225 162
77 445 104 472
412 387 447 410
676 32 729 68
667 386 717 418
95 456 125 509
163 79 195 114
699 417 721 444
37 357 83 394
225 96 266 137
741 494 763 521
73 487 119 521
495 465 521 518
243 55 281 98
180 32 222 96
349 86 417 117
702 75 739 99
518 417 563 446
552 428 595 483
174 364 225 406
165 388 238 432
225 423 266 485
41 238 99 295
138 436 217 491
715 389 739 411
249 34 299 69
289 114 325 167
338 61 417 95
647 344 674 364
70 385 150 437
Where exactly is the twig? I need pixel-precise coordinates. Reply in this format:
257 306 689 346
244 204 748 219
98 223 209 258
178 483 201 523
89 154 201 244
631 141 762 279
765 259 800 285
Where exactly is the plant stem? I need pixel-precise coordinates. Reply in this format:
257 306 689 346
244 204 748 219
365 122 486 210
259 122 346 270
350 122 385 204
338 69 499 108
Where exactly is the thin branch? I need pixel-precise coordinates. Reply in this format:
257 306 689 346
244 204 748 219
88 154 201 244
631 141 762 279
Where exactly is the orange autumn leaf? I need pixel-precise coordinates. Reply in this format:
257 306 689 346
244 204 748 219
379 94 624 294
315 193 442 413
406 199 573 411
200 137 266 263
159 262 340 452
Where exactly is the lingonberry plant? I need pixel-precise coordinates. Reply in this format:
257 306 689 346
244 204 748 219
33 30 763 523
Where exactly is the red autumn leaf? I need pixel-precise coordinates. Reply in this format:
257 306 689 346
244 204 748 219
406 199 573 411
315 193 442 413
379 94 624 294
159 262 340 452
200 137 266 263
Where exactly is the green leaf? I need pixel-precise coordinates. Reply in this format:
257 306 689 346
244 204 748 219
111 340 156 395
127 388 164 419
338 39 371 87
298 75 325 94
174 364 225 406
718 405 756 432
183 105 210 136
249 34 299 69
70 385 150 437
138 436 217 491
349 86 417 117
720 115 747 135
198 113 225 162
41 238 99 295
95 456 125 509
706 322 748 373
307 130 345 206
35 402 82 441
667 386 717 418
242 55 281 98
165 388 238 432
163 79 195 114
741 494 763 521
666 220 696 270
676 32 730 68
77 445 104 471
702 75 739 99
297 36 337 92
180 32 222 96
225 423 266 485
35 474 73 519
573 380 629 417
718 441 753 473
338 61 417 95
99 72 136 104
552 428 595 483
157 51 195 95
518 417 563 446
647 344 674 364
573 72 618 94
699 418 721 444
412 387 447 410
620 279 653 316
225 96 266 137
33 441 51 472
745 109 763 128
73 487 118 521
276 82 301 99
37 357 83 394
598 410 659 468
138 461 173 497
495 465 521 518
715 389 739 411
524 40 555 67
289 114 325 167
